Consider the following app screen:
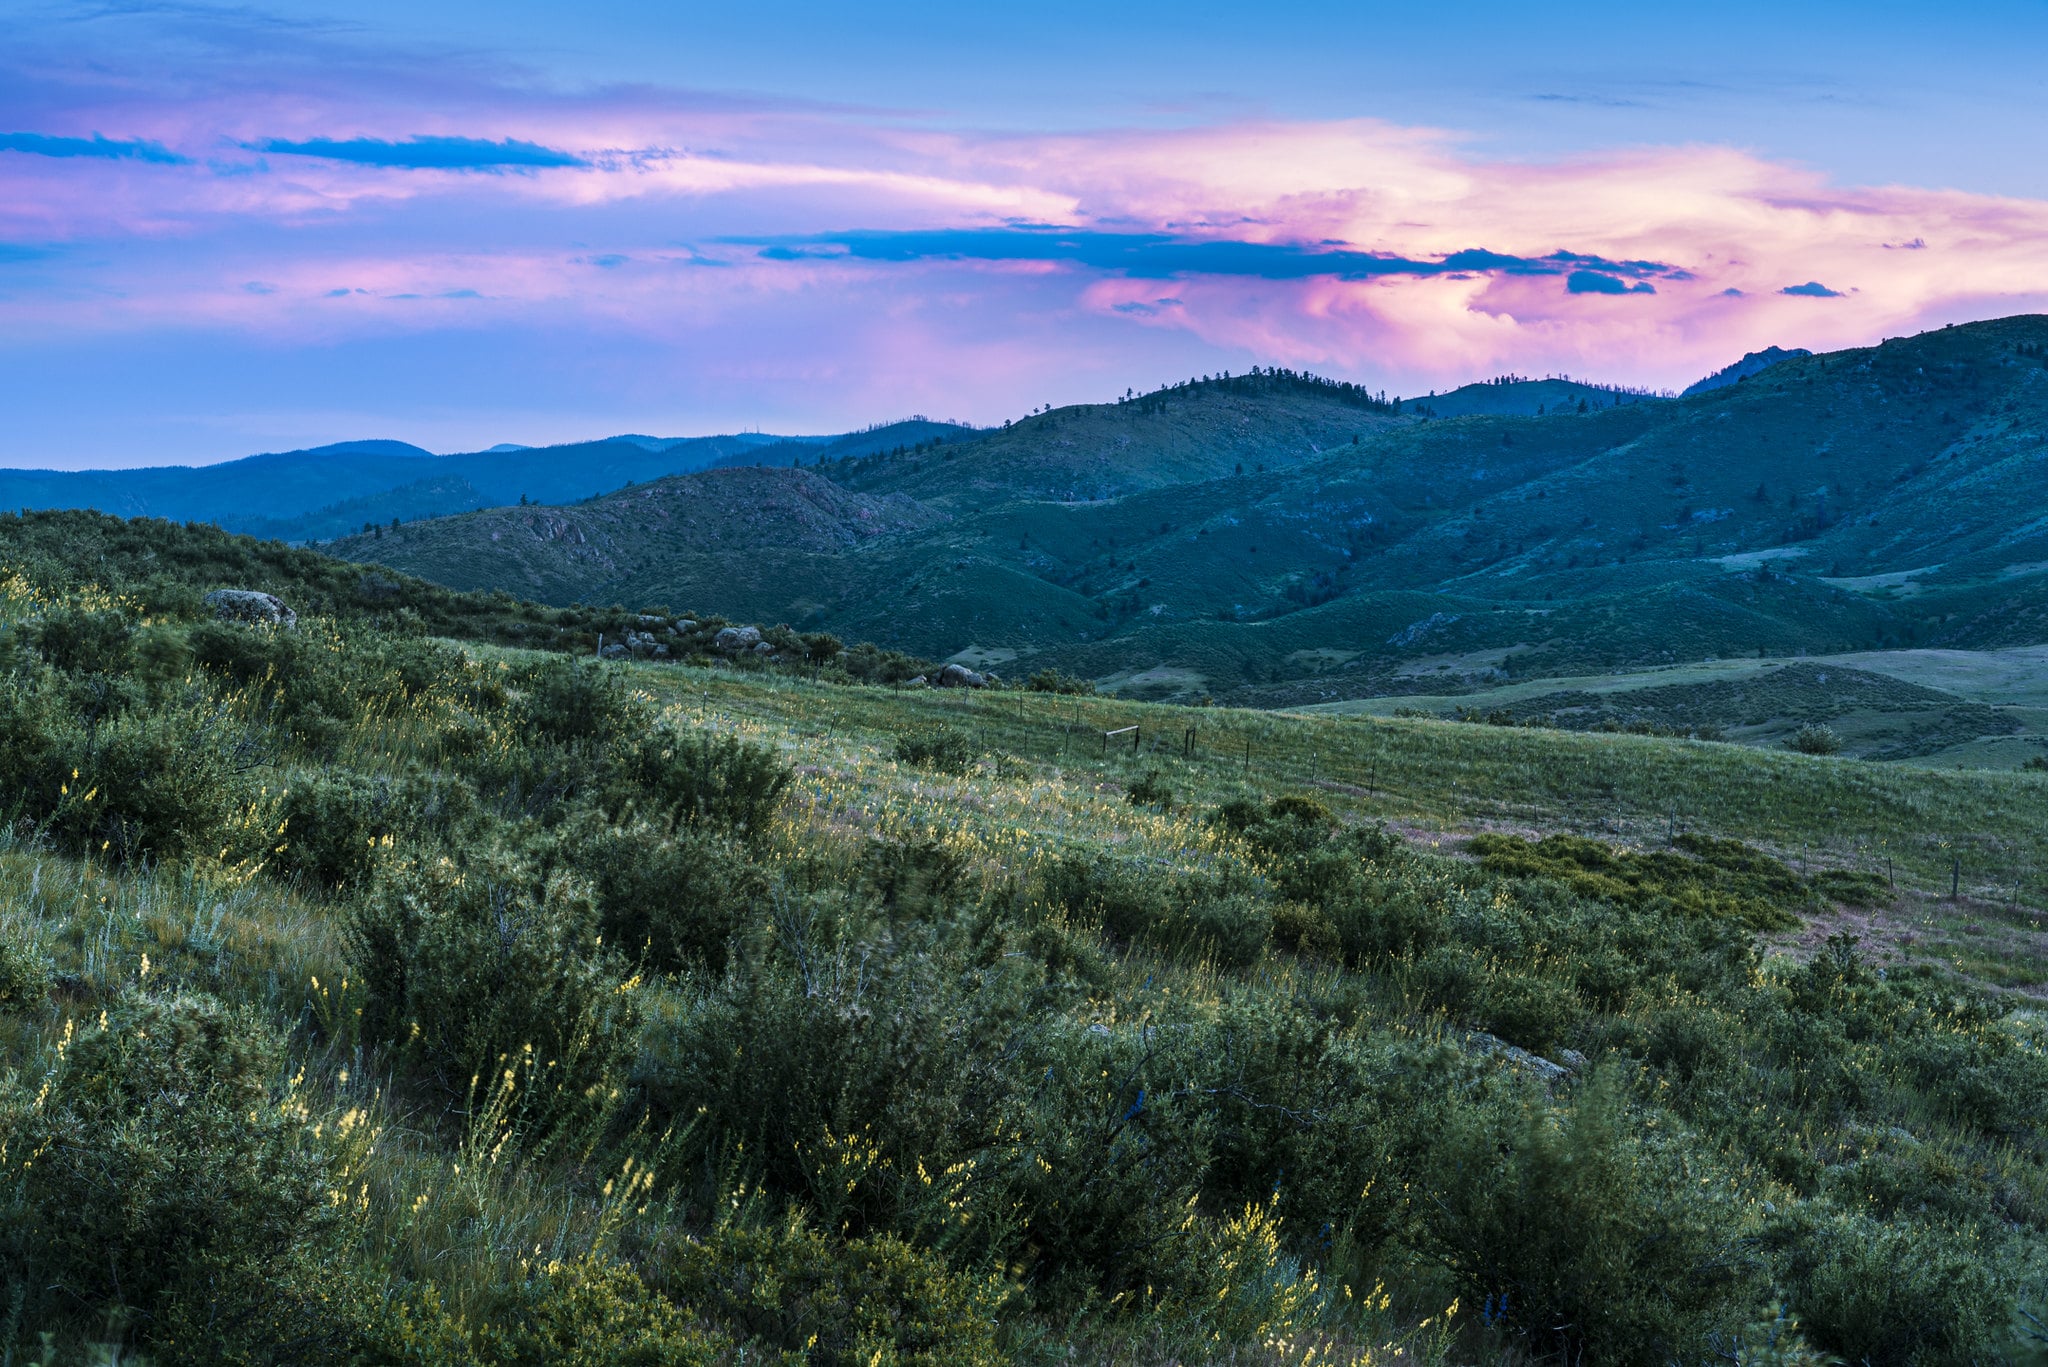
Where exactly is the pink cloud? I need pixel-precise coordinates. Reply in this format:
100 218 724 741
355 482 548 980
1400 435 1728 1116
5 18 2048 452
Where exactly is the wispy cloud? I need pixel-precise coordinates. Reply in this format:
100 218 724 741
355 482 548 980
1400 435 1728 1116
0 132 187 163
245 135 588 170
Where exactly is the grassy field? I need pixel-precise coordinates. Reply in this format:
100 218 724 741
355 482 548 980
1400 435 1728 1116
11 514 2048 1364
614 659 2048 993
1299 645 2048 768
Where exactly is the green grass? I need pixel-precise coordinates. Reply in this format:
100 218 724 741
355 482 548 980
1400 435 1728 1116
12 511 2048 1364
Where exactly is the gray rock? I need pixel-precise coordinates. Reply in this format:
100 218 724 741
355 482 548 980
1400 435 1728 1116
713 625 762 653
599 642 629 660
902 675 928 688
203 589 296 628
1464 1031 1572 1083
936 663 987 689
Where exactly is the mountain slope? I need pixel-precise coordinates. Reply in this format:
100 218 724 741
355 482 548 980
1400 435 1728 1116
1683 345 1813 395
327 465 945 618
334 317 2048 707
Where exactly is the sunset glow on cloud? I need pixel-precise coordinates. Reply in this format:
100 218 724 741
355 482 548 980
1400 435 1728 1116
3 3 2046 465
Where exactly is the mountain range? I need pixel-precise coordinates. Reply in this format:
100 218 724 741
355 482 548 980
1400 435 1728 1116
293 317 2048 716
0 420 976 544
12 325 2048 730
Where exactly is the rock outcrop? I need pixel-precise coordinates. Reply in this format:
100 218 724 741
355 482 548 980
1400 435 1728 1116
203 589 296 628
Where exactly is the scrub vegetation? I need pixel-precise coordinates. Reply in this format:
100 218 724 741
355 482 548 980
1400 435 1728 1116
5 517 2048 1366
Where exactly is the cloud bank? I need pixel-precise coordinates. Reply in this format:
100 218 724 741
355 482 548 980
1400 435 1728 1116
2 8 2046 461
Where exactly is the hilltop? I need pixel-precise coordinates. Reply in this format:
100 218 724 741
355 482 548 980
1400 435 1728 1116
332 318 2048 725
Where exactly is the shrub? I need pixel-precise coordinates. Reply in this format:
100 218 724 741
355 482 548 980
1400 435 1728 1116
643 1215 1004 1367
273 771 404 889
1 993 350 1353
862 833 972 921
894 730 975 774
566 818 770 973
31 603 136 673
346 852 640 1125
53 698 258 864
0 935 50 1012
517 657 644 747
1163 892 1272 969
1810 867 1893 906
0 675 67 820
1468 832 1804 931
623 727 792 837
469 1257 726 1366
1026 668 1095 695
1124 769 1173 808
1418 1069 1764 1361
1787 723 1843 755
1774 1211 2012 1365
1270 900 1339 959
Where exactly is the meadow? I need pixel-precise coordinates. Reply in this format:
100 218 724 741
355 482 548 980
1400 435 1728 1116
5 527 2048 1364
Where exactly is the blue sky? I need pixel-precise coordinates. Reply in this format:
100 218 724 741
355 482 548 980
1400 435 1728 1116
2 0 2046 467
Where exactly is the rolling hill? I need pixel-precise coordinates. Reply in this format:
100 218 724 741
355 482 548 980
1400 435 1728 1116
327 318 2048 731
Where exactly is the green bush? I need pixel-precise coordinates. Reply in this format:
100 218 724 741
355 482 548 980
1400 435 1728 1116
862 833 972 920
566 818 770 972
1270 899 1339 958
1469 832 1805 931
274 771 403 889
30 604 136 675
1 993 351 1355
1775 1212 2012 1365
1124 768 1173 808
54 698 257 864
346 852 639 1126
644 1215 1004 1367
516 657 644 747
0 674 68 820
1418 1070 1764 1361
1787 723 1844 755
894 729 976 774
637 918 1023 1242
623 726 792 837
1026 668 1094 695
472 1257 727 1366
0 935 50 1012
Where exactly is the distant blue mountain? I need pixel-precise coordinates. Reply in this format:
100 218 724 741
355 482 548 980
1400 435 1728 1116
0 432 818 542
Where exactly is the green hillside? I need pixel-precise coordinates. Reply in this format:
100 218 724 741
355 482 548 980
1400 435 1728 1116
333 319 2048 747
5 519 2048 1362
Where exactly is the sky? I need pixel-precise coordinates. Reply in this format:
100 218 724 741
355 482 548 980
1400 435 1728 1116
3 1 2048 468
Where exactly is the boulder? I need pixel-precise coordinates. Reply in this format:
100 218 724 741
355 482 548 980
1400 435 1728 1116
936 663 987 689
1463 1031 1573 1083
902 675 928 688
713 625 762 653
599 642 630 660
203 589 296 628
